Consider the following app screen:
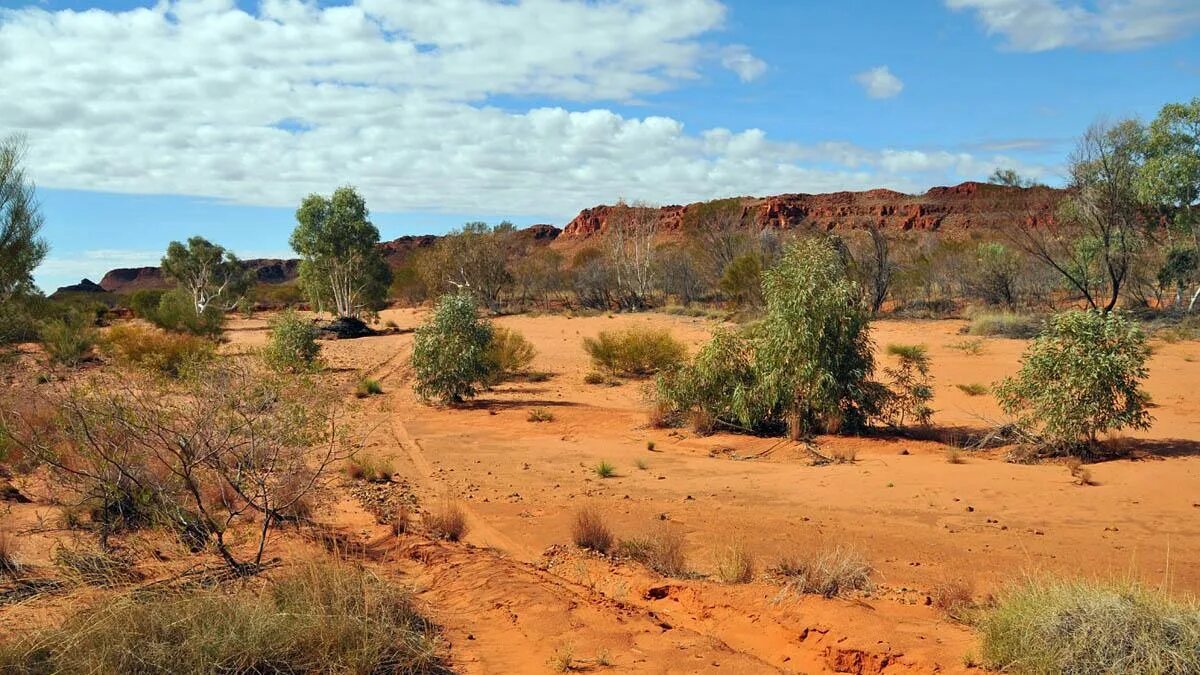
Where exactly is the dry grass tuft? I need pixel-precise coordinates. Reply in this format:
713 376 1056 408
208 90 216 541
354 377 384 398
571 506 614 554
52 546 142 587
772 547 874 598
713 541 756 584
593 461 617 478
425 499 468 542
345 455 394 483
931 578 976 622
527 408 555 423
956 382 989 396
0 528 21 577
946 447 966 464
619 526 689 578
1065 457 1098 486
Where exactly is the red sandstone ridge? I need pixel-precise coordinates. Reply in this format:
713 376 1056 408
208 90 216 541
558 181 1064 240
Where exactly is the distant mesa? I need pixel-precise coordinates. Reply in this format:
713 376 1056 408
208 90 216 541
92 182 1066 294
51 278 110 298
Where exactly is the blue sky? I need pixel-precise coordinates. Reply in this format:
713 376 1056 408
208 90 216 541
3 0 1198 292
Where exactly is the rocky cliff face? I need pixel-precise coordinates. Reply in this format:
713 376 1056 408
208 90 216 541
558 182 1064 240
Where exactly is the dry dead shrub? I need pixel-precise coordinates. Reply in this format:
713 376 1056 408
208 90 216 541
426 499 468 542
772 547 874 598
619 525 689 578
1064 457 1097 486
571 506 613 553
946 447 966 464
52 545 142 587
0 527 21 576
713 541 756 584
389 504 412 536
931 578 976 622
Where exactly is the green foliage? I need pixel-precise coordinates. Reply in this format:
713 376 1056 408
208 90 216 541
0 134 48 314
879 343 934 428
412 294 494 404
719 252 764 308
980 577 1200 674
355 377 383 398
290 186 391 318
970 242 1023 306
102 324 215 377
657 238 883 438
38 311 96 367
755 237 880 436
988 168 1041 188
0 563 445 674
127 289 166 320
262 310 320 372
593 461 616 478
967 311 1041 338
582 326 686 377
148 289 226 338
484 326 537 383
161 236 249 315
417 221 516 312
1137 97 1200 240
995 310 1153 453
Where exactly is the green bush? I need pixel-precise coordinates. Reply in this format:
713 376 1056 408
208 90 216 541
967 311 1041 338
126 289 166 320
878 343 934 428
412 294 493 404
980 577 1200 674
582 326 685 377
39 311 96 367
262 310 320 372
148 289 225 338
484 326 536 383
0 563 444 674
355 377 384 398
102 324 215 377
995 310 1153 454
656 329 762 433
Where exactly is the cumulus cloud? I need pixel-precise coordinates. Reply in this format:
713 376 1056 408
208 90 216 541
854 66 904 99
1 0 1039 220
946 0 1200 51
720 45 768 81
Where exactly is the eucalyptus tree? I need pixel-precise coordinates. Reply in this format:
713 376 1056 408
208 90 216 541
161 236 249 315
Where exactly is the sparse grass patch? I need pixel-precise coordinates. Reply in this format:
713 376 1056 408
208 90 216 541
549 643 576 672
102 324 215 377
52 546 142 587
0 563 445 674
582 327 686 377
571 506 614 553
713 541 755 584
949 338 986 356
967 312 1041 339
354 377 384 398
946 447 966 464
426 499 468 542
593 461 617 478
979 577 1200 674
956 382 989 396
772 548 874 598
527 407 554 423
345 455 394 483
618 526 689 578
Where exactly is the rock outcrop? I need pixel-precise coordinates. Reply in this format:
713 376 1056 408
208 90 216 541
558 182 1064 240
51 278 110 297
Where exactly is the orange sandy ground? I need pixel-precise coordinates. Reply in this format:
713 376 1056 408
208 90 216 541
3 311 1199 674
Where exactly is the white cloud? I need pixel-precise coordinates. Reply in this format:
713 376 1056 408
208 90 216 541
946 0 1200 51
854 66 904 99
720 45 767 81
1 1 1044 223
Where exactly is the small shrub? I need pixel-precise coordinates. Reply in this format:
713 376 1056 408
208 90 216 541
583 371 606 385
484 326 536 383
950 338 986 355
263 310 320 372
956 382 989 396
931 578 976 622
127 289 166 320
713 541 755 584
412 294 493 404
39 312 96 367
946 447 966 464
772 548 874 598
102 324 215 377
980 577 1200 674
355 377 384 398
967 312 1041 338
148 289 225 338
646 440 656 452
0 563 445 674
571 506 614 553
527 408 554 423
426 499 468 541
582 327 686 377
995 310 1153 455
618 526 689 578
593 461 616 478
635 458 649 470
549 643 575 672
879 343 934 428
